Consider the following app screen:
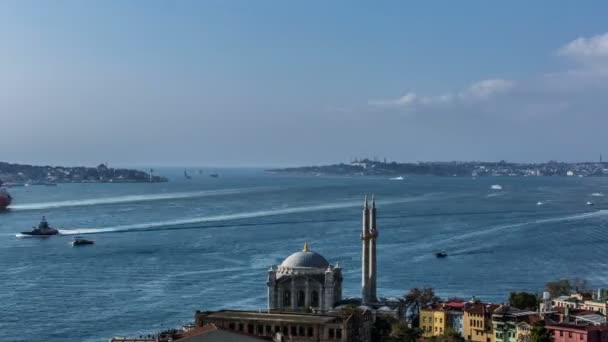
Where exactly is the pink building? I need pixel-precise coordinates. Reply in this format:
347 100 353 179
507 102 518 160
547 324 608 342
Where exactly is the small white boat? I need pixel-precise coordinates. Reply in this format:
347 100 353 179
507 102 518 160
390 176 404 181
586 201 594 206
537 201 544 206
591 192 604 197
491 184 502 190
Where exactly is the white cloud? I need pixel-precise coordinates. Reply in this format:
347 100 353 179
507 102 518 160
368 78 513 110
463 79 514 99
557 32 608 63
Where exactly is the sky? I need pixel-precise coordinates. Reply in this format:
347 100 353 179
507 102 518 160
1 1 608 167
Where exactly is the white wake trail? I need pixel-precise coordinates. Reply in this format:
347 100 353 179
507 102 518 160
59 196 427 235
10 187 275 211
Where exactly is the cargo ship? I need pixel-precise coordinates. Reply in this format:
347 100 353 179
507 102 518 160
0 181 12 210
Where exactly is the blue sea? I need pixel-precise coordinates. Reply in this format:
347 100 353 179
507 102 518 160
2 169 608 342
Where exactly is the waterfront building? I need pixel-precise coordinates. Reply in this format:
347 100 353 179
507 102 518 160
420 303 448 337
491 305 538 342
515 321 533 342
463 299 500 342
445 301 467 336
547 324 608 342
195 310 371 341
267 242 342 313
190 195 400 342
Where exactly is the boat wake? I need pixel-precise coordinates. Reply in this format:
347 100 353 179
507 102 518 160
59 195 433 235
419 209 608 251
9 187 276 211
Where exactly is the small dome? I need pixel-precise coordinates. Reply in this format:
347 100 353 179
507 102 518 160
280 243 330 269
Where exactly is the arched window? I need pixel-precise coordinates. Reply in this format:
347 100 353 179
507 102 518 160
311 290 319 307
297 291 305 307
283 290 291 307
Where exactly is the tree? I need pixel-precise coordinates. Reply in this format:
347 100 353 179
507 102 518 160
545 278 589 298
372 316 397 342
402 287 439 327
509 292 539 310
429 327 465 342
389 321 421 342
529 321 553 342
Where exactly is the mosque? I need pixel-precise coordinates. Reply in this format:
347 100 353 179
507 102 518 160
195 195 402 341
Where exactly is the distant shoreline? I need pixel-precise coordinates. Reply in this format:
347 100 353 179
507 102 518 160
268 159 608 177
0 161 167 185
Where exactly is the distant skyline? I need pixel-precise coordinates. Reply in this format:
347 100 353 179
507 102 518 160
2 1 608 167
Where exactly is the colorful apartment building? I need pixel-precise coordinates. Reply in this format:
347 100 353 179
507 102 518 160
445 301 466 336
491 305 538 342
420 304 448 337
464 301 500 342
547 324 608 342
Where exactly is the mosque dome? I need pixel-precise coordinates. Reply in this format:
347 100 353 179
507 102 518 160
280 242 330 269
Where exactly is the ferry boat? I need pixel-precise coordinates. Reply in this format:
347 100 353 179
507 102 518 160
0 181 12 210
20 216 59 236
71 237 94 246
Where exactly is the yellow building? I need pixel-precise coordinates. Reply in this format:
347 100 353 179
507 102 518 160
515 321 532 342
420 304 448 337
463 301 500 342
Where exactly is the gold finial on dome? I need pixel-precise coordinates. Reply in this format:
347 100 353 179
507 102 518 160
303 241 309 252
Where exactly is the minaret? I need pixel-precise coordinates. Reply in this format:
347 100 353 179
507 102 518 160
368 194 378 302
361 194 370 304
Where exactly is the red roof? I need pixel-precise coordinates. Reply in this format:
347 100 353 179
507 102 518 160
445 302 466 309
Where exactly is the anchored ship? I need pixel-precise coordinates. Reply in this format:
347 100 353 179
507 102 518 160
0 181 12 210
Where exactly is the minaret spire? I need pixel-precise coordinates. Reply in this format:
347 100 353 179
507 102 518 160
361 194 370 304
368 194 378 303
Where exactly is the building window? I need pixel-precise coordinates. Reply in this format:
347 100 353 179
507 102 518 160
239 323 244 331
299 326 305 336
257 325 263 334
580 334 584 340
283 326 288 336
440 318 443 323
311 290 319 307
336 329 342 339
424 317 427 323
560 331 564 337
248 324 254 334
229 323 235 330
266 325 271 334
329 328 335 339
297 291 305 307
284 291 291 307
569 332 573 338
308 327 314 337
290 326 297 336
275 326 281 333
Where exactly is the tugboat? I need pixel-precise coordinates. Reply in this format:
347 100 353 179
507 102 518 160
209 172 219 178
0 181 12 210
435 250 448 258
71 236 94 246
20 216 59 236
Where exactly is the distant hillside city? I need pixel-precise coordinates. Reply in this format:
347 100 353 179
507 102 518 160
270 158 608 177
0 161 167 185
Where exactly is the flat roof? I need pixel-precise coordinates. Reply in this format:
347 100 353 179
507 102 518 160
199 310 342 324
